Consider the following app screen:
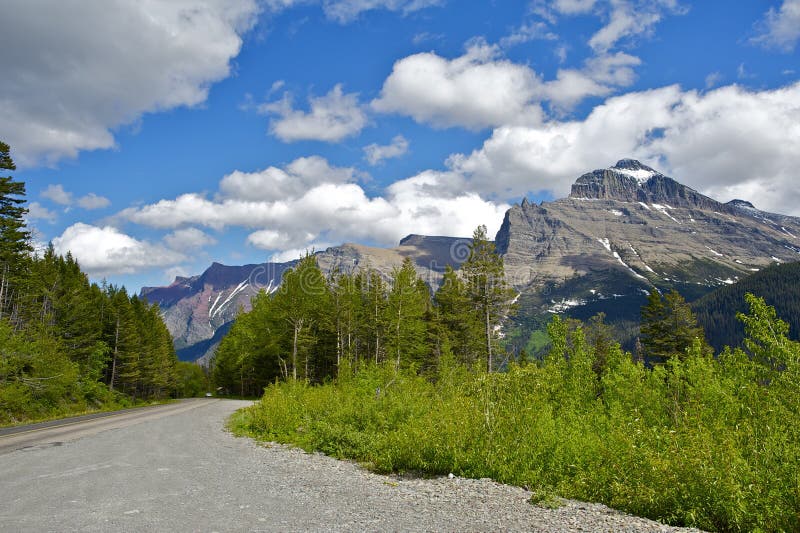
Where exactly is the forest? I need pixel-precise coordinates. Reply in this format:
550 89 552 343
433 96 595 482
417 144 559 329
221 226 799 531
693 261 800 351
212 225 516 395
0 142 195 425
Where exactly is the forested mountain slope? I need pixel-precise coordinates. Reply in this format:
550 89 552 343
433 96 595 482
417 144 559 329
693 261 800 351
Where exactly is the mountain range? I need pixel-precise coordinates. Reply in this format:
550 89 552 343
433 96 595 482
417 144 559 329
141 159 800 363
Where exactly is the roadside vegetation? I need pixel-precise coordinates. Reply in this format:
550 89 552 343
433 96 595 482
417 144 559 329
0 142 192 426
225 225 799 532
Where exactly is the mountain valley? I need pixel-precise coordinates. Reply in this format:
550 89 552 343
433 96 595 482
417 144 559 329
142 159 800 362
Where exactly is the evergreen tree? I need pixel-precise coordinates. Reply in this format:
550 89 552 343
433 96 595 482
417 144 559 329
330 269 364 373
272 254 331 380
460 225 517 372
640 288 711 364
361 269 388 365
385 258 429 369
434 265 482 367
0 142 32 321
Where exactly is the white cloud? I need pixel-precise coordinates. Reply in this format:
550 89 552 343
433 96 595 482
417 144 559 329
500 21 558 48
219 156 357 201
41 185 110 210
752 0 800 51
119 156 509 255
164 265 191 283
52 223 185 276
264 84 368 142
26 202 57 223
444 82 800 215
322 0 443 22
163 227 218 251
263 0 443 22
41 184 72 205
705 72 723 89
542 52 641 110
372 42 645 127
0 0 259 166
588 1 686 53
269 244 333 263
76 193 111 210
364 135 410 165
372 41 544 129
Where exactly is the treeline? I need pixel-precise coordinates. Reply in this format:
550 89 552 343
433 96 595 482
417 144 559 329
693 261 800 351
234 291 800 531
212 226 517 395
0 142 183 425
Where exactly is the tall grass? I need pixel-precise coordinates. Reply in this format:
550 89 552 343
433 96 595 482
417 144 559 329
233 314 799 532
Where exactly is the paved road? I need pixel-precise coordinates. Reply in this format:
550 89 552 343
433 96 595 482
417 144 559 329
0 398 697 532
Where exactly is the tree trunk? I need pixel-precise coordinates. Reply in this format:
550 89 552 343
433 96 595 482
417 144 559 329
110 316 119 391
292 321 299 381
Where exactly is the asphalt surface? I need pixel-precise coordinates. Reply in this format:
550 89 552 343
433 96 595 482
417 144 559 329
0 402 181 437
0 398 698 532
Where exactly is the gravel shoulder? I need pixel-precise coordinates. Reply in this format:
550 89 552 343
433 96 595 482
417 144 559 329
0 399 702 532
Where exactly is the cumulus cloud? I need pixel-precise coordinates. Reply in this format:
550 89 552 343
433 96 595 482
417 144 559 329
372 42 646 126
40 184 110 210
443 82 800 215
52 223 185 276
372 41 544 129
41 184 72 206
363 135 410 165
163 227 218 251
119 156 509 254
0 0 259 166
76 193 111 210
752 0 800 51
264 84 368 142
219 156 357 201
26 202 57 223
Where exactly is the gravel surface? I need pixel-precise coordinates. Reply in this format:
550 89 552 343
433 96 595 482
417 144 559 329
0 399 703 532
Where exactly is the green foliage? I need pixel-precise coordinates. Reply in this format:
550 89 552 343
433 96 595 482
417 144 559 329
0 142 178 425
234 295 800 532
693 261 800 352
213 226 517 391
174 361 209 397
460 225 518 371
640 288 712 364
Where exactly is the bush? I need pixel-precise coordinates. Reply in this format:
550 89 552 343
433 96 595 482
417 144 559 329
233 298 800 532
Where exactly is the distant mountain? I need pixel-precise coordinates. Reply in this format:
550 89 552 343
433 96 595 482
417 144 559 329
141 235 473 363
692 262 800 352
144 159 800 363
497 159 800 353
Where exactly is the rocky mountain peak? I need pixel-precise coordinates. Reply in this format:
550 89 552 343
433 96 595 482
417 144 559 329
568 160 722 211
727 199 756 210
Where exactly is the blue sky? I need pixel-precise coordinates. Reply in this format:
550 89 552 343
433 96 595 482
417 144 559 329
2 0 799 292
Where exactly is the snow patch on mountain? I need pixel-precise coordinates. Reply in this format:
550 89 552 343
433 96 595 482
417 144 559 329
613 167 657 184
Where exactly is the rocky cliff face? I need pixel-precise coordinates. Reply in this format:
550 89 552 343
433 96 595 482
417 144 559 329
142 235 472 363
498 159 800 318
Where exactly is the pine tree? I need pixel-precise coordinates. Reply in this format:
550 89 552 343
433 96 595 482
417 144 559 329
385 258 429 369
640 288 711 364
361 268 388 365
460 225 517 372
0 142 32 321
272 254 330 380
434 265 482 367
